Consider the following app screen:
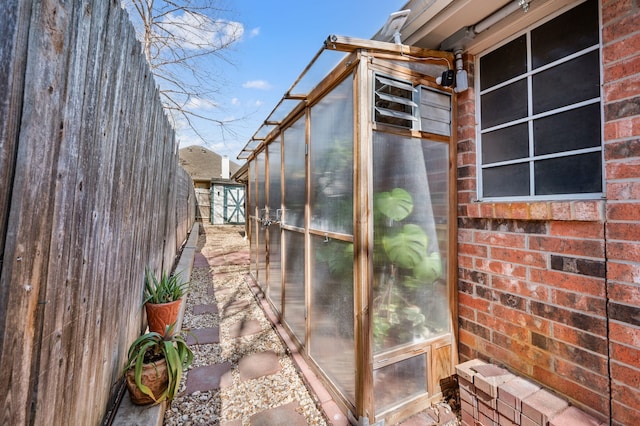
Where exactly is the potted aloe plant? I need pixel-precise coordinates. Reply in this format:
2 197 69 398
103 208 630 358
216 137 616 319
124 323 194 405
144 267 189 334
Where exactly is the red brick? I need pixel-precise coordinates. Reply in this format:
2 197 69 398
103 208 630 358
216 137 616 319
553 358 609 389
459 242 488 257
497 399 520 424
607 241 640 263
609 321 640 347
572 201 605 221
607 221 640 241
492 304 550 334
606 158 640 180
474 258 527 279
529 235 604 257
498 413 518 426
550 202 573 220
530 269 604 297
602 11 640 45
521 390 569 425
607 181 640 200
603 32 640 65
459 292 492 312
498 377 540 411
604 115 640 139
492 276 549 301
456 358 488 383
475 231 526 248
549 406 602 426
607 261 640 284
529 202 550 220
473 365 514 398
607 202 640 220
611 360 640 389
608 282 640 305
604 54 640 82
549 221 604 239
490 247 546 268
458 304 475 320
612 399 640 426
552 324 608 355
550 289 606 315
611 381 640 414
461 408 475 426
611 341 640 368
532 366 610 415
459 254 474 268
602 0 634 28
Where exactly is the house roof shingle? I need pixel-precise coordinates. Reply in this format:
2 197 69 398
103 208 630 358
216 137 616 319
179 145 241 182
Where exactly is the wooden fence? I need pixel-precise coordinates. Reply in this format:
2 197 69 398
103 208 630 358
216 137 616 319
0 1 196 425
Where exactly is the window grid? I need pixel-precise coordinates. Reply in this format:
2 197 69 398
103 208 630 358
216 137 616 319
476 4 603 201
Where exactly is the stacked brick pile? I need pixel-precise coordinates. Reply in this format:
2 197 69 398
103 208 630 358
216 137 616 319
456 359 606 426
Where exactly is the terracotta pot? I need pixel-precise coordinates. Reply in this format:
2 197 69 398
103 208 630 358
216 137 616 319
125 358 168 405
145 299 182 334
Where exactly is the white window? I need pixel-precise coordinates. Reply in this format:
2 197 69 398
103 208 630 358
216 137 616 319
477 0 602 200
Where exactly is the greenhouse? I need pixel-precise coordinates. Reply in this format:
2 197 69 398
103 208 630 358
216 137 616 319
235 35 457 425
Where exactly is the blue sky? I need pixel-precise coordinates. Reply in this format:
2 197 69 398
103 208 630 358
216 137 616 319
174 1 407 162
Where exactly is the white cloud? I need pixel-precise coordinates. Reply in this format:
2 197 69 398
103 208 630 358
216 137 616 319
231 97 240 105
253 100 264 107
159 11 244 50
184 97 217 110
242 80 271 90
250 27 260 37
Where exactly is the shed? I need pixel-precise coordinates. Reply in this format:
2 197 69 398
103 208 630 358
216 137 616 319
179 146 244 224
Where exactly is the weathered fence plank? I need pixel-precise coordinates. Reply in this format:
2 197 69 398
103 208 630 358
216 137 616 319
0 1 197 425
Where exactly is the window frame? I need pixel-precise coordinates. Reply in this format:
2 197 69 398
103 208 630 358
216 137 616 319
475 0 605 202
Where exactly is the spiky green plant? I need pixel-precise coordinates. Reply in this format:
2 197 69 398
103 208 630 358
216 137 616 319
144 267 189 304
124 323 194 403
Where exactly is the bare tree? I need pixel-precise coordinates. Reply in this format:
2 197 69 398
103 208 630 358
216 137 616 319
123 0 243 141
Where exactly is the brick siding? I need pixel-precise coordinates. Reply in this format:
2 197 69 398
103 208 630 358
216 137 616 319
456 1 640 423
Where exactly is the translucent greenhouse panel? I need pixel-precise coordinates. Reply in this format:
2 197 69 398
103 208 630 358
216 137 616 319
309 77 353 235
268 142 282 311
257 152 267 289
309 235 355 402
283 230 305 343
283 116 306 229
374 354 427 412
372 132 450 354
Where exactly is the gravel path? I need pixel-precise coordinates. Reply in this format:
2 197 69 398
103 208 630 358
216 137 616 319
163 225 327 426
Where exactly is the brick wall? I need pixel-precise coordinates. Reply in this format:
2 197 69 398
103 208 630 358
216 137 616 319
455 1 640 424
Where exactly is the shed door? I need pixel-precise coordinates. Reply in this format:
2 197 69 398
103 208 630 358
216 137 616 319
224 186 245 224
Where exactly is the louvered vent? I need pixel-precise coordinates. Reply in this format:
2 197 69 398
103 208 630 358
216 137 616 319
419 87 451 136
374 74 417 129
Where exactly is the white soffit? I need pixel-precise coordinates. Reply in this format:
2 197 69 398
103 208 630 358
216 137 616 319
391 0 579 53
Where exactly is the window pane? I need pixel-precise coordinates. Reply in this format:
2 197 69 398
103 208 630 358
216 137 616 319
310 236 355 402
480 35 527 90
310 77 354 234
374 355 427 412
532 50 600 114
256 152 267 288
373 132 449 353
535 152 602 195
283 230 305 343
534 104 601 155
482 123 529 163
283 116 306 228
481 79 528 129
532 0 599 69
482 163 530 197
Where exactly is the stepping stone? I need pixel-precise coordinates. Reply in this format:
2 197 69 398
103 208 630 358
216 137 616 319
249 401 307 426
229 319 262 338
222 299 250 316
186 327 219 345
193 303 218 315
238 351 281 381
185 362 232 394
193 252 210 267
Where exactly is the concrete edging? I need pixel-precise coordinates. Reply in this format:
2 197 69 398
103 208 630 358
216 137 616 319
112 222 200 426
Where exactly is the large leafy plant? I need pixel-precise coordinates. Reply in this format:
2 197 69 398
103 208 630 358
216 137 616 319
373 188 443 350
